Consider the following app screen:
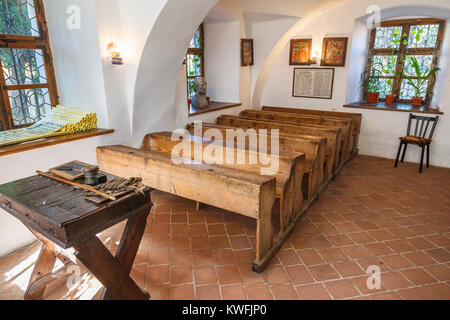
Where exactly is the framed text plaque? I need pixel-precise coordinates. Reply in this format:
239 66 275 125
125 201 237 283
292 67 334 99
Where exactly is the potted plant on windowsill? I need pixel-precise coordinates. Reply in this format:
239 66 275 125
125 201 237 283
187 80 197 109
382 28 409 105
402 56 440 106
384 52 398 105
361 59 383 103
366 82 381 103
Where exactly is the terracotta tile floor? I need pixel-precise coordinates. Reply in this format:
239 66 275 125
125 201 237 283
0 155 449 300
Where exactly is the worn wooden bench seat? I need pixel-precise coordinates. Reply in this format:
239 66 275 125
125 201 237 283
141 132 305 233
241 109 353 162
217 115 340 178
97 145 277 272
262 106 362 156
185 122 326 200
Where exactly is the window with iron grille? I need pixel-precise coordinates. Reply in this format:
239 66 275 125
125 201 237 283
186 24 204 102
365 18 446 103
0 0 58 131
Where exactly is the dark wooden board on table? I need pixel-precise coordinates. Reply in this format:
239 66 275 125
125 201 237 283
49 160 91 181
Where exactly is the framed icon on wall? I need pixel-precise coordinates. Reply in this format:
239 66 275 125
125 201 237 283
321 37 348 67
241 39 254 66
289 39 312 65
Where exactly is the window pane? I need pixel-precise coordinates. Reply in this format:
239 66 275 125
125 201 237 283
403 55 433 77
186 54 202 77
187 78 195 99
372 55 397 76
377 78 394 98
189 27 203 49
1 48 47 85
408 24 439 48
0 0 39 36
374 26 403 49
400 79 429 99
8 88 50 126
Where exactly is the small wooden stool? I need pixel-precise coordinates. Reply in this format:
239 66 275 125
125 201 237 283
0 173 153 300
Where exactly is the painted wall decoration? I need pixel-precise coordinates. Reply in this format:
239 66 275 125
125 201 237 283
321 37 348 67
292 67 335 99
241 39 254 66
289 39 312 65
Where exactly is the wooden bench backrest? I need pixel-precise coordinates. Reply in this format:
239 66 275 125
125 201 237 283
142 132 305 230
141 132 300 192
185 122 326 197
262 106 362 134
186 122 325 154
240 109 352 161
217 115 340 173
262 106 362 155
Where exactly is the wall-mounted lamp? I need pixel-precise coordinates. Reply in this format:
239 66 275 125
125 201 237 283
107 42 123 65
310 51 320 65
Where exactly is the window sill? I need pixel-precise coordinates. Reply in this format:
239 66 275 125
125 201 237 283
344 101 443 115
0 128 114 157
189 101 242 117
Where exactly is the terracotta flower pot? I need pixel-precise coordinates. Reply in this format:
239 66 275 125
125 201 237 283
411 96 423 106
367 92 380 103
187 99 192 110
385 94 396 105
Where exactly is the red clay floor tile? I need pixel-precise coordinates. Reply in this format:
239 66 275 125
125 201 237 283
324 279 360 299
400 268 438 286
271 284 299 300
295 284 331 300
196 285 221 300
286 265 315 285
308 264 340 282
220 285 247 300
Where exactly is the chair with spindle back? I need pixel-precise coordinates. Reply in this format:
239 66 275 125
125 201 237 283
394 113 439 173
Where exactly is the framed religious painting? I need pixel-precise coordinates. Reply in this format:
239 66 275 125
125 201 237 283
241 39 254 66
289 39 312 65
321 37 348 67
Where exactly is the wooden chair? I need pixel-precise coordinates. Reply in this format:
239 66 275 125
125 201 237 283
395 113 439 173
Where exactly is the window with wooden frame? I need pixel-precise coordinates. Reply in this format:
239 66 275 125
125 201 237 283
365 18 446 104
186 24 204 101
0 0 58 132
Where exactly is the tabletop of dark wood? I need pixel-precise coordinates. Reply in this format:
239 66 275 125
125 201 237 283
0 175 110 226
0 174 153 248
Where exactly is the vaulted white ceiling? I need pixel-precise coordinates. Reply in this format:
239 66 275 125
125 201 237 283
230 0 322 17
204 0 332 24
